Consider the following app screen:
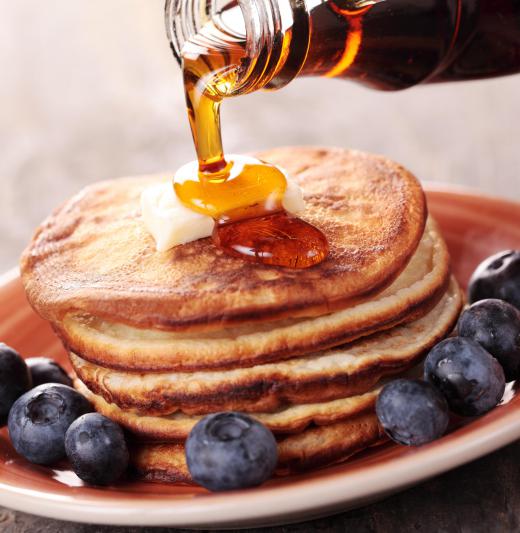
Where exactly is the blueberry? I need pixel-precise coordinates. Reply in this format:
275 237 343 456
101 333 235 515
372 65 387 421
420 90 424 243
185 412 277 491
468 250 520 309
8 384 92 465
65 413 129 486
26 357 72 387
0 343 31 426
458 299 520 381
424 337 505 416
376 379 449 446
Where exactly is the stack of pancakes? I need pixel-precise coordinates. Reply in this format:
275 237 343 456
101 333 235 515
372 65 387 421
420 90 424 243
21 147 462 483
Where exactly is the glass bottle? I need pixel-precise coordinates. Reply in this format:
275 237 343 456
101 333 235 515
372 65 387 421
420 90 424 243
165 0 520 95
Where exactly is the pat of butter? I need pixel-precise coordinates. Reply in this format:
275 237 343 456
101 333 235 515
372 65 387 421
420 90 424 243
141 176 306 252
141 182 214 252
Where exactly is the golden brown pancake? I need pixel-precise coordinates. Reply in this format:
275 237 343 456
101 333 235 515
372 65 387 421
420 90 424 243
18 146 460 488
21 147 426 336
58 217 449 372
71 278 461 416
129 412 386 483
75 378 381 439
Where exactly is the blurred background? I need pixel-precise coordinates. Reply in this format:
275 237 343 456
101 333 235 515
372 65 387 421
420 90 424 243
1 1 519 272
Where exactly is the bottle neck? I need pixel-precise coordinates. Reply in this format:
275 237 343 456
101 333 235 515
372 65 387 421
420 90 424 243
165 0 312 95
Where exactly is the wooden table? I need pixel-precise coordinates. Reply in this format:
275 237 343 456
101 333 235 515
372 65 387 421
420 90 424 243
1 3 519 531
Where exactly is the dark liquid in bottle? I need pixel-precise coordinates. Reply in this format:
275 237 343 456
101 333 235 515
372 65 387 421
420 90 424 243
299 0 520 89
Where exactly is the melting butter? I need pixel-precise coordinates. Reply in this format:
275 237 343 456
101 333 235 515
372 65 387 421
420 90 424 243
141 161 305 252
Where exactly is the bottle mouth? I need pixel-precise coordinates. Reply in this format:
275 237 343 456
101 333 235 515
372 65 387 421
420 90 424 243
165 0 246 64
165 0 310 95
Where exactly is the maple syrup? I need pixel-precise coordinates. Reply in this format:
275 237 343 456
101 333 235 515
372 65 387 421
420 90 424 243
177 19 329 268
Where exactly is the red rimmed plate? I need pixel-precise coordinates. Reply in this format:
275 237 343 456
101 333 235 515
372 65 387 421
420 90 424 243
0 186 519 528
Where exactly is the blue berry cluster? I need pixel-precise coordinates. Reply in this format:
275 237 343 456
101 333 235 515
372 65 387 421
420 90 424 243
377 250 520 447
0 346 128 486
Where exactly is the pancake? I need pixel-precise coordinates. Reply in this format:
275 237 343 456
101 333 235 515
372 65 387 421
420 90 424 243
60 217 449 372
75 379 381 439
21 147 426 337
129 412 386 483
19 146 460 488
71 277 462 416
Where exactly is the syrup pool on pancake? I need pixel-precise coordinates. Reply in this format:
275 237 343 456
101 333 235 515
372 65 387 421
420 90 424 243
172 18 329 268
173 157 329 268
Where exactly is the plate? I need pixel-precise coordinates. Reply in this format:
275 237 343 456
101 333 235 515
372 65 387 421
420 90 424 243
0 186 519 529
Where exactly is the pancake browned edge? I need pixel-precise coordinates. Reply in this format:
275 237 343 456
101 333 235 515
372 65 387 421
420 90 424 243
21 147 427 338
75 378 383 439
70 278 462 418
55 217 450 373
129 412 386 484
